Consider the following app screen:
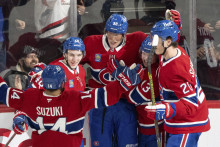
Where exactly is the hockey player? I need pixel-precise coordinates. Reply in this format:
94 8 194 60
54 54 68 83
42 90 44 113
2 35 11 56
145 20 210 146
82 13 147 147
0 64 144 147
50 37 86 146
82 10 182 146
123 36 164 147
50 37 86 91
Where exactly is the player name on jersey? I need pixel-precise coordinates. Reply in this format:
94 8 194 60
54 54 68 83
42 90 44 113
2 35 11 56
36 106 63 116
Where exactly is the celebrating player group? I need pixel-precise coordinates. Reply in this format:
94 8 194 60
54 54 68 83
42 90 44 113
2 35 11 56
0 7 210 147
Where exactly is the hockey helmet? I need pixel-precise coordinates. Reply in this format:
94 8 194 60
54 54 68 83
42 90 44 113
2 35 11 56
105 14 128 34
140 36 152 53
63 37 85 56
150 20 179 42
42 65 65 89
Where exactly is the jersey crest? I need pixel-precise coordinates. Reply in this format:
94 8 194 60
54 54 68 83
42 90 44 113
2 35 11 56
69 79 74 88
95 54 101 62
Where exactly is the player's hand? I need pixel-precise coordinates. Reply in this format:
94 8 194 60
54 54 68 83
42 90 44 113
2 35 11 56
145 103 176 120
197 46 205 59
13 111 29 134
166 9 181 29
14 75 22 90
28 63 46 89
118 64 144 91
28 63 46 78
107 58 126 80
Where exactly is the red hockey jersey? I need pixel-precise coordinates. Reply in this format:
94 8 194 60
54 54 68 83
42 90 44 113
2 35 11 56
126 63 163 135
158 47 210 134
82 31 147 88
0 77 126 147
50 59 86 91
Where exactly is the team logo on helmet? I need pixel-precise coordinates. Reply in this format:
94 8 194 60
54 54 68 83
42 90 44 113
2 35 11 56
63 37 85 55
140 36 152 53
105 14 128 34
151 20 179 42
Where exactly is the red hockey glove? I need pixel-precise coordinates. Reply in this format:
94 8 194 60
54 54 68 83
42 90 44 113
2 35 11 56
28 63 46 89
13 111 29 134
166 9 182 30
145 103 176 121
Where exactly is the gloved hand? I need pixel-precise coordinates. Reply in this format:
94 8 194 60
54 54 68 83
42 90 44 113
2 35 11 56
145 103 176 121
107 58 126 80
165 9 182 30
107 58 144 90
28 63 46 89
122 64 144 86
13 111 29 134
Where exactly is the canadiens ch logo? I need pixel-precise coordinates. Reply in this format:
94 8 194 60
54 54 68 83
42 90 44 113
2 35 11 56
93 141 100 146
95 54 101 62
69 79 74 88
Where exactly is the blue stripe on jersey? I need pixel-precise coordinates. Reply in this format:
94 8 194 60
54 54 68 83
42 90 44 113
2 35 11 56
96 87 107 108
129 87 151 105
183 93 198 106
66 118 84 134
0 82 8 105
27 117 40 130
90 69 101 83
161 88 178 101
165 118 209 128
27 117 85 134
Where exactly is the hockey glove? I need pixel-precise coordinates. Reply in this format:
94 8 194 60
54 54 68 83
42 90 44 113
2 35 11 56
165 9 182 30
28 63 46 89
107 58 126 80
145 103 176 121
118 64 144 91
13 111 29 134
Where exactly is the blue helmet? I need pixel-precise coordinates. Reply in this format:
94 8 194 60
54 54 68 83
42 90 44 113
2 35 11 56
140 36 152 53
63 37 85 55
150 20 179 42
105 14 128 34
42 65 65 89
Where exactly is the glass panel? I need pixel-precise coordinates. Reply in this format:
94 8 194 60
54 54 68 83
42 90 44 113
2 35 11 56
197 0 220 100
0 0 76 94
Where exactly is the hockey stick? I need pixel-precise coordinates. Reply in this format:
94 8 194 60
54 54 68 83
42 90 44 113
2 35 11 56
4 132 16 147
4 122 26 147
147 35 161 147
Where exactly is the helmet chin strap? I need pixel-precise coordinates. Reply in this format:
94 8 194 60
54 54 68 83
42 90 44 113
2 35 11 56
161 41 171 55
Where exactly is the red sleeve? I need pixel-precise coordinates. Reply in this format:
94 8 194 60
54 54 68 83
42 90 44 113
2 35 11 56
0 77 24 110
79 81 126 113
166 65 198 117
